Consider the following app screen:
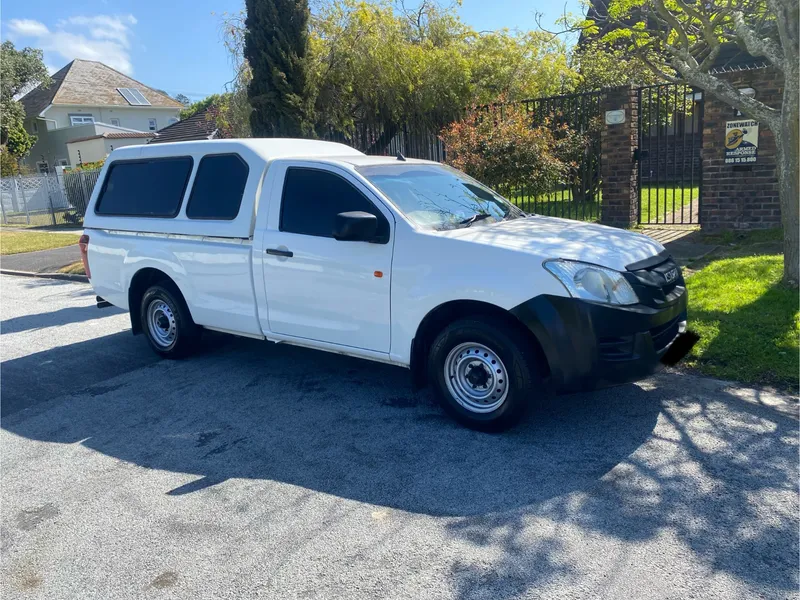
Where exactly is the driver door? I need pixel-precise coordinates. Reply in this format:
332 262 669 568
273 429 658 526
261 164 394 353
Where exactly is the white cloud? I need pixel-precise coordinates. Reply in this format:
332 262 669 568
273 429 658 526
7 14 137 74
59 15 137 48
8 19 50 37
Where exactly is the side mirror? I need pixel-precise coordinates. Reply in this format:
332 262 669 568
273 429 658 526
333 211 379 242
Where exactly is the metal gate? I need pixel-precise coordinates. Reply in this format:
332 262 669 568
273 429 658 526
637 83 703 224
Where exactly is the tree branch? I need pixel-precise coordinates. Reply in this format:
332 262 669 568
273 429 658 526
670 56 781 128
733 11 785 70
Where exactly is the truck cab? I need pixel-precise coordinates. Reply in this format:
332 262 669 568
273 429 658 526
83 139 690 431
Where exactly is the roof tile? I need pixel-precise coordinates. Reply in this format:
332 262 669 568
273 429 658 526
20 59 183 117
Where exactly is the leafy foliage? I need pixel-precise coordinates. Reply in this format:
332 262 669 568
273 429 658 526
5 127 36 159
174 93 191 106
1 148 20 177
180 94 225 120
223 0 580 138
244 0 314 136
0 41 50 153
439 103 590 197
67 159 105 171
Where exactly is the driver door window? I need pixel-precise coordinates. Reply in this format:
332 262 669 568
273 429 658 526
280 167 389 239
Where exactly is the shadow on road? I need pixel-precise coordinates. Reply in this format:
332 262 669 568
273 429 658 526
1 305 124 335
2 327 797 595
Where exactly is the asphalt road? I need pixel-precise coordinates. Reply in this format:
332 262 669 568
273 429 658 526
1 245 81 273
1 275 797 599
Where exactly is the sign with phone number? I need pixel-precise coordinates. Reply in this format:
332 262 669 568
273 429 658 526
725 120 759 164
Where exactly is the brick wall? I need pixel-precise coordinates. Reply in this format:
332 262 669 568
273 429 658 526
600 86 638 227
701 67 784 229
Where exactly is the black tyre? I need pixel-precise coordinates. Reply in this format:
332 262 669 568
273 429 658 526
427 318 544 432
140 283 200 358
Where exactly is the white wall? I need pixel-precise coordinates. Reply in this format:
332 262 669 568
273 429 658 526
66 138 106 165
66 136 152 165
42 105 180 132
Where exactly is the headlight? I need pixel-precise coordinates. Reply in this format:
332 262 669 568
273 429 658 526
544 259 639 305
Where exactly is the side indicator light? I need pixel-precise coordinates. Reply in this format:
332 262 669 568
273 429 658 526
374 271 383 278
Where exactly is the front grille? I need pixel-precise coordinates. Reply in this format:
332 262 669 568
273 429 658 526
625 255 685 308
650 316 681 353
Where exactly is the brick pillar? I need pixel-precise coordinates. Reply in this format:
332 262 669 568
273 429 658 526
600 85 639 227
701 67 783 230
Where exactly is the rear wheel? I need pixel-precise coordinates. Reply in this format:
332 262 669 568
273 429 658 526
140 283 200 358
428 318 543 432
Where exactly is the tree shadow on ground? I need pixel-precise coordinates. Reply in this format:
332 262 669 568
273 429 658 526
2 329 797 597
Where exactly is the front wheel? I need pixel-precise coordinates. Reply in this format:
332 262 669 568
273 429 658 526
427 318 544 432
140 283 200 358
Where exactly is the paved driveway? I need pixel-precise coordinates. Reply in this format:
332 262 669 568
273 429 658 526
1 275 797 599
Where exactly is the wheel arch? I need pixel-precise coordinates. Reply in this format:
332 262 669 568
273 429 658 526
409 299 550 389
128 267 192 335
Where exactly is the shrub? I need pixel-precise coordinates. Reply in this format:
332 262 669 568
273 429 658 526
67 159 105 172
439 103 590 198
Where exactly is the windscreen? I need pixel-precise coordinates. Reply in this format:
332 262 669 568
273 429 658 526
357 164 525 231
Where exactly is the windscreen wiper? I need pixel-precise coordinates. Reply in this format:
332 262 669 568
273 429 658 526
458 213 493 227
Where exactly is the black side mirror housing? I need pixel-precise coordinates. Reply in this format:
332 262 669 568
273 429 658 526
333 211 379 242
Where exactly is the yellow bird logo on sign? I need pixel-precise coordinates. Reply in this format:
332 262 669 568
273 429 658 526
725 129 745 149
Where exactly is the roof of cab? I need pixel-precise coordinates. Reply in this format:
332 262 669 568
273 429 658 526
105 138 446 169
112 138 365 162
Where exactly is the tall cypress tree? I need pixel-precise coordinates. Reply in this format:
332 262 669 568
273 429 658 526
244 0 312 137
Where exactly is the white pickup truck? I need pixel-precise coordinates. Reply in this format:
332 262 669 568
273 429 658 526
82 139 691 431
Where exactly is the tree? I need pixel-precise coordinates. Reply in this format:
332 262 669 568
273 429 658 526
588 0 798 283
244 0 314 137
0 41 50 160
174 93 192 106
223 0 585 142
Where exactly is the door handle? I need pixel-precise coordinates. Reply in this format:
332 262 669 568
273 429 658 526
266 248 293 258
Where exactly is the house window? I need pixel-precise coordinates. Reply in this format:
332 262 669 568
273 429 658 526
167 118 178 125
36 161 49 174
148 118 157 131
110 118 121 127
57 158 69 167
70 114 95 126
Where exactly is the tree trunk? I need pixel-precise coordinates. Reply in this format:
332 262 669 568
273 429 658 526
776 65 799 285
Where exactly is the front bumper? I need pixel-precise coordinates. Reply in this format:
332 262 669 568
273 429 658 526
510 286 690 392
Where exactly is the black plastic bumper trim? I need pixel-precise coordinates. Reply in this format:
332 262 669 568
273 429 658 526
510 290 688 392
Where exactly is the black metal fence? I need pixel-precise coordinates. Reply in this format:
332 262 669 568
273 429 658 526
514 90 603 221
637 83 703 224
324 90 605 222
0 169 100 227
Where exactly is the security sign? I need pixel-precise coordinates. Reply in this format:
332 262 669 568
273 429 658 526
725 120 759 164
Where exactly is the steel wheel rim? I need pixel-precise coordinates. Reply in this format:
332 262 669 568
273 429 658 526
147 299 177 348
444 342 508 413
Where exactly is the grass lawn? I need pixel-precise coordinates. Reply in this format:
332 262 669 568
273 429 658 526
0 231 81 255
638 185 699 224
508 189 602 222
685 253 799 390
58 261 86 275
505 184 698 224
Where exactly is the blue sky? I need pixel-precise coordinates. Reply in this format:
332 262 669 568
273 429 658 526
2 0 583 103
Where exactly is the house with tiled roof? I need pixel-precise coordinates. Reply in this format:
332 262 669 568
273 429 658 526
19 59 183 171
147 106 222 144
